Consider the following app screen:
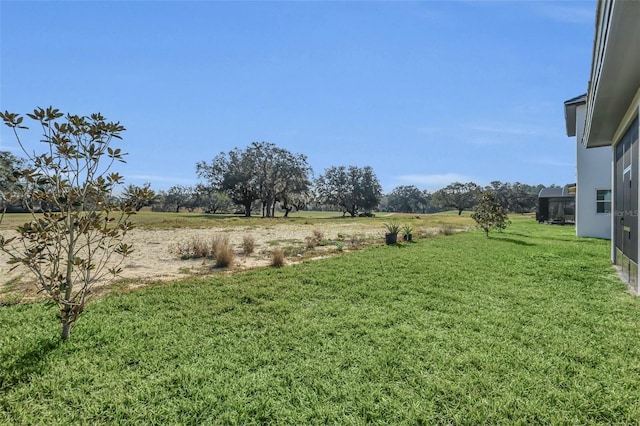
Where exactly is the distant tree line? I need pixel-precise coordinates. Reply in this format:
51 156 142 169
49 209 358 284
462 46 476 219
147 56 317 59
1 142 552 217
377 181 544 215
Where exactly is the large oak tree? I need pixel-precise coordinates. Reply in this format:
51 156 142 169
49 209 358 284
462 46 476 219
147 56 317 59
196 142 311 217
315 165 382 217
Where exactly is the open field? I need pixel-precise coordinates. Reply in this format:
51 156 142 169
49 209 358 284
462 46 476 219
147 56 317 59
2 218 640 423
0 211 474 302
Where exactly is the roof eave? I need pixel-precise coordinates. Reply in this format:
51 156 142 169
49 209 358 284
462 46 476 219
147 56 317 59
583 0 640 148
564 94 586 137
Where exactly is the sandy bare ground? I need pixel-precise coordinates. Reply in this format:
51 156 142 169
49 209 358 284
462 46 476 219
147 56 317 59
0 221 398 301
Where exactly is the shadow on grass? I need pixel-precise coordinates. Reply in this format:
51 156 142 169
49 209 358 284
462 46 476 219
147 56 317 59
0 337 61 390
178 213 247 220
385 243 412 249
491 236 536 246
507 231 602 244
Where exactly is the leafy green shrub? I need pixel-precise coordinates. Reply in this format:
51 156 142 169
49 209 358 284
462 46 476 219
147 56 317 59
384 221 401 234
471 191 510 236
401 224 414 241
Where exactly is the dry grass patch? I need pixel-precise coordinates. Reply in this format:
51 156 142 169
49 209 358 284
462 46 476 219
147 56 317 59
271 248 286 267
242 235 256 255
212 236 234 268
170 237 213 259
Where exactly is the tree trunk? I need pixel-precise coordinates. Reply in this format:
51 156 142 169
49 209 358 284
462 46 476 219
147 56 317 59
283 207 292 217
244 201 252 217
61 316 72 341
458 207 463 215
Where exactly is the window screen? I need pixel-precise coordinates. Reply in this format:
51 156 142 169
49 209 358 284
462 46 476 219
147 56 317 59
597 189 611 213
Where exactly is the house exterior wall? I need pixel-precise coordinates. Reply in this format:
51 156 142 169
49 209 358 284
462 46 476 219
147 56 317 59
611 91 640 292
582 0 640 293
575 103 612 239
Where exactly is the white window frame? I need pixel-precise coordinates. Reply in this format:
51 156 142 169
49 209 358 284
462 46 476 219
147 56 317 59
596 189 612 214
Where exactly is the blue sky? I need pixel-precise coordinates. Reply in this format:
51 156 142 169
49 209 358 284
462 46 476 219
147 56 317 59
1 0 595 193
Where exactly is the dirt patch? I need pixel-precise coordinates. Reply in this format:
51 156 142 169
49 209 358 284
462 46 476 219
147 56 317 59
0 221 409 301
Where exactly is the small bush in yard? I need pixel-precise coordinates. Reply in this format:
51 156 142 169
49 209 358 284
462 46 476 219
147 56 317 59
306 229 325 249
212 236 234 268
471 191 510 236
242 235 256 255
271 248 285 267
439 225 456 236
171 237 213 259
193 238 212 258
349 234 367 248
305 236 319 249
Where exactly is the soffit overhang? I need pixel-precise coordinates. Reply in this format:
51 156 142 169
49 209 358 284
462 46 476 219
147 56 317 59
584 0 640 148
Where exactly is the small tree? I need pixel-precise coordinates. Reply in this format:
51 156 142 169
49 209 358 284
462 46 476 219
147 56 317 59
471 191 510 236
121 182 156 211
0 107 135 341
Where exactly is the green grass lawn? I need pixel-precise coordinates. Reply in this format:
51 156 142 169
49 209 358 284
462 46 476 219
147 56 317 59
0 209 475 231
2 219 640 424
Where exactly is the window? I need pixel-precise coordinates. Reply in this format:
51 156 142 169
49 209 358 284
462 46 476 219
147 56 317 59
596 189 611 213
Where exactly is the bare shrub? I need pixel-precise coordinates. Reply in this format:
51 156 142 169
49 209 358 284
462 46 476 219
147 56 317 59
271 248 286 267
193 238 212 258
212 236 234 268
306 229 325 249
214 244 234 268
242 235 256 255
305 236 318 249
170 241 194 260
170 237 212 259
349 234 366 248
439 225 456 235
